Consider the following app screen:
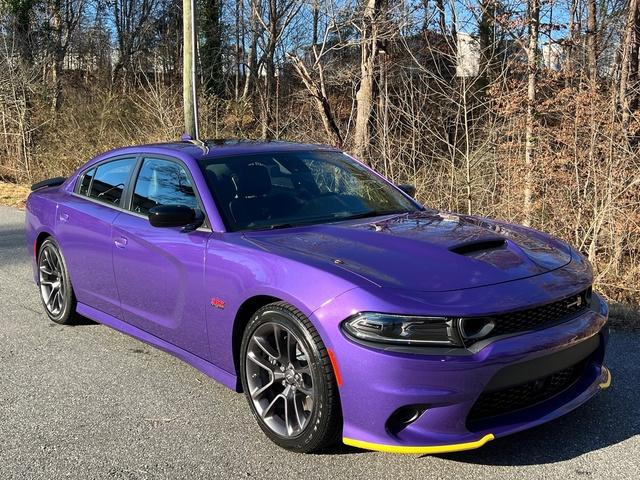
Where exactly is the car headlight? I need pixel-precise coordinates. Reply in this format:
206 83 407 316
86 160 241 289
341 313 463 347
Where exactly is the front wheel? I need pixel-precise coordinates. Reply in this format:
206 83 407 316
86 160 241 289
240 302 342 453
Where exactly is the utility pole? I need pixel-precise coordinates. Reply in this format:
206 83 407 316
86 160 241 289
183 0 200 140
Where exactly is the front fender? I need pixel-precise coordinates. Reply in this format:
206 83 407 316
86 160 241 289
203 234 358 376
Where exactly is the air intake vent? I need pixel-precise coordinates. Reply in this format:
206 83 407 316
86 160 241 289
449 238 507 255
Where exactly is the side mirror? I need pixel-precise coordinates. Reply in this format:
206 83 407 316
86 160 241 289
148 205 201 229
397 183 416 198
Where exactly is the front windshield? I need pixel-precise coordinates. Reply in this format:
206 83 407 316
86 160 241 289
199 150 420 231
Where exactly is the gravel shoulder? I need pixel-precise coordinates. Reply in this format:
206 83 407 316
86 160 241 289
1 205 638 480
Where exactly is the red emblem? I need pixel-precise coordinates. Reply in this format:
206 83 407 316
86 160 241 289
211 298 225 309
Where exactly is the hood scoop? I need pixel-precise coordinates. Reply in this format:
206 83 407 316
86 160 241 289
449 238 507 256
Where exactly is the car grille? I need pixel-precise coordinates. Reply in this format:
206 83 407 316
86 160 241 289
467 360 587 426
463 288 592 345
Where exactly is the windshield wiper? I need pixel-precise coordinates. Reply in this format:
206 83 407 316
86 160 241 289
335 210 408 222
267 223 294 230
249 223 295 231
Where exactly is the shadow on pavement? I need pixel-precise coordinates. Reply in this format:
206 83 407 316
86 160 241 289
68 315 98 326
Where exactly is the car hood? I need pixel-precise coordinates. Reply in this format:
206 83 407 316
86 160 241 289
246 211 573 292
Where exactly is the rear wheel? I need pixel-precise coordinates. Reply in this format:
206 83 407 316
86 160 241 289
37 238 78 325
240 302 341 453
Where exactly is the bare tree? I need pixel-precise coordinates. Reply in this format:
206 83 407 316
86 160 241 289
524 0 540 226
618 0 640 128
48 0 86 111
242 0 260 101
111 0 159 84
354 0 384 158
287 51 343 146
586 0 598 82
200 0 224 97
477 0 496 89
255 0 302 139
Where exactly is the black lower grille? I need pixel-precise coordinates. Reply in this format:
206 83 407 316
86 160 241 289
467 361 587 425
462 288 592 346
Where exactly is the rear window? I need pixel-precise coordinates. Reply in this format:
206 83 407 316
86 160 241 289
80 158 135 206
78 168 95 196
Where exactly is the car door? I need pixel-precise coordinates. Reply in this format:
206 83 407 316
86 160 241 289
111 156 211 359
56 156 137 319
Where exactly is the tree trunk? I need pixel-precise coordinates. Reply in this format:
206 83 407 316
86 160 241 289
420 0 429 31
619 0 640 127
260 0 278 139
354 0 382 159
478 0 496 90
10 1 34 68
312 0 319 45
586 0 598 83
50 0 63 112
234 0 241 102
524 0 540 226
289 55 343 147
261 50 276 139
435 0 446 35
631 7 640 119
242 0 259 101
200 0 224 97
564 0 578 85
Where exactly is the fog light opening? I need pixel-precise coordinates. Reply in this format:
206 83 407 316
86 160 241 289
386 405 429 436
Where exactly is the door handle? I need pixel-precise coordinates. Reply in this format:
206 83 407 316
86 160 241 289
114 236 128 249
59 212 69 223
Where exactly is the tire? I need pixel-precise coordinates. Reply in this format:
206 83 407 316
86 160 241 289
240 302 342 453
37 237 79 325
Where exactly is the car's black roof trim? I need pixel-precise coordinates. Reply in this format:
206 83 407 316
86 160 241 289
30 177 67 191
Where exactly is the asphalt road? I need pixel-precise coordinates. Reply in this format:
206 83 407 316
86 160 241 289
0 205 638 480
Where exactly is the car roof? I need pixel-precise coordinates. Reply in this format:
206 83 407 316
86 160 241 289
133 139 341 161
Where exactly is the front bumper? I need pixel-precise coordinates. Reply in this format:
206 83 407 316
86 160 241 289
317 291 610 454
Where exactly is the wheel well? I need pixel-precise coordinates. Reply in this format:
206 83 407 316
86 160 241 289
232 295 281 389
35 232 51 256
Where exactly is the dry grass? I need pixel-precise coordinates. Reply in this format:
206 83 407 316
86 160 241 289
0 182 30 208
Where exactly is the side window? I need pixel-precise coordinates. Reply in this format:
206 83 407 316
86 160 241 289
131 158 199 215
78 168 95 196
88 158 136 205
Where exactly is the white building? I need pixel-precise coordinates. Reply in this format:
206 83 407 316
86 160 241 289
542 43 564 71
456 32 480 77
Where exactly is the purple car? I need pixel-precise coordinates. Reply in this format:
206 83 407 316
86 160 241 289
25 139 611 454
